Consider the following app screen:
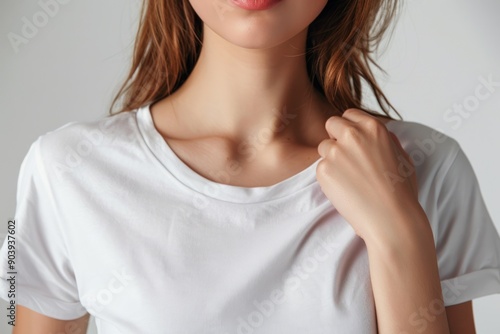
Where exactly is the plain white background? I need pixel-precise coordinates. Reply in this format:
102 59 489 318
1 0 499 333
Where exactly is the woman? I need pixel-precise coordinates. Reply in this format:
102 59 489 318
2 0 500 333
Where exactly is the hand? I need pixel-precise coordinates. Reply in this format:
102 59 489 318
316 108 420 242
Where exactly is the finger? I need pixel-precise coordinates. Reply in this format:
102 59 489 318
318 138 336 159
325 115 356 140
341 108 372 123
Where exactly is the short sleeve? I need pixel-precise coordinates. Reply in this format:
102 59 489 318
0 137 87 320
435 144 500 306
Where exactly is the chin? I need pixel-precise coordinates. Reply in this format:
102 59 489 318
190 0 328 50
205 22 299 50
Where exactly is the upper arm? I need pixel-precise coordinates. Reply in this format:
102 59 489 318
0 139 87 325
445 301 476 334
12 305 90 334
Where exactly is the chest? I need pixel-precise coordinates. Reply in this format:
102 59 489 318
60 182 377 333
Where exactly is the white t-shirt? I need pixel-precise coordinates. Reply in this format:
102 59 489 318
1 104 500 334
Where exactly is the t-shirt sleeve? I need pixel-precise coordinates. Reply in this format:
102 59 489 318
0 136 87 320
434 143 500 306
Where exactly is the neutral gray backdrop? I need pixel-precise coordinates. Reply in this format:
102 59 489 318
1 0 499 333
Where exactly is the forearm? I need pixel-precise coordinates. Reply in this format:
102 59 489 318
364 206 450 334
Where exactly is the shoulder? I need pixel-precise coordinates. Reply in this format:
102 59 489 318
383 119 476 234
32 109 141 182
37 110 137 156
384 119 462 180
382 118 471 209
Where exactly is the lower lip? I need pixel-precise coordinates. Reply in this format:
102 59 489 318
231 0 282 10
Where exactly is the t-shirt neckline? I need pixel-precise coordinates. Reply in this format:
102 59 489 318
135 103 321 204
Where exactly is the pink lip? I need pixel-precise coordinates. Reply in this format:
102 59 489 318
231 0 282 10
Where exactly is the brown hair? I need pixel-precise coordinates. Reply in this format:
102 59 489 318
110 0 402 119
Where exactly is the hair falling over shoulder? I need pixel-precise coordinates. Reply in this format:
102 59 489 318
109 0 402 119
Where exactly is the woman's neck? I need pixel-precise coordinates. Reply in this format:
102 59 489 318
158 24 336 146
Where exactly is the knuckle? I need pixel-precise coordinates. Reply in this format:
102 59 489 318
365 117 380 129
316 160 329 176
325 116 338 130
343 126 360 141
366 118 385 136
320 141 339 160
343 108 358 116
325 143 339 159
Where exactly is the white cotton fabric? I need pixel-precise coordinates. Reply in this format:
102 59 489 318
1 104 500 334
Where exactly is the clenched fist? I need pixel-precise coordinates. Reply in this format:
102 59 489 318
316 108 421 243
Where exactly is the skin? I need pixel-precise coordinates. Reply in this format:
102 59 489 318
14 306 90 333
14 0 476 332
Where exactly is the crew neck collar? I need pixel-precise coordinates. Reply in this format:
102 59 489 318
135 103 321 204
